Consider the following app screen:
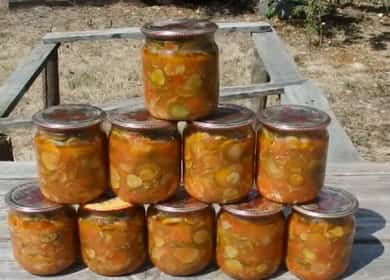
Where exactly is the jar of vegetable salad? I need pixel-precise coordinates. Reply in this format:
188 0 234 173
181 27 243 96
256 105 331 204
286 187 358 280
217 191 285 280
32 104 107 204
5 182 78 275
78 196 147 276
147 190 215 276
184 104 255 203
141 19 219 120
108 108 180 204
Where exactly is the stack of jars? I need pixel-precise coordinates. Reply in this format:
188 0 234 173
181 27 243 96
5 19 359 280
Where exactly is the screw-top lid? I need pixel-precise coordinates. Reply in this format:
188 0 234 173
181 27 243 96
154 189 209 213
192 104 255 129
33 104 105 131
5 182 64 213
108 108 175 130
141 19 218 40
81 196 135 212
223 190 284 217
259 105 331 132
293 186 359 219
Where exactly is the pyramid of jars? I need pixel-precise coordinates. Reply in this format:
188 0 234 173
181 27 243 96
5 19 358 280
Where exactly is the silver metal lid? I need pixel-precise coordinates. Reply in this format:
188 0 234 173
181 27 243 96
223 190 284 217
108 108 175 130
154 189 209 213
141 19 218 40
192 104 255 129
259 105 331 132
5 182 64 213
82 197 135 212
33 104 105 131
293 186 359 219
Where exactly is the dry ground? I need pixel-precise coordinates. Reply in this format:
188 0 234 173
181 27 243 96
0 1 389 161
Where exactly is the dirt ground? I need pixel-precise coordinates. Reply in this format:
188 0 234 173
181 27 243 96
0 1 389 161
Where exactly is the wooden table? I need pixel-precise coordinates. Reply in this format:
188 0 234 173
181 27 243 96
0 161 389 279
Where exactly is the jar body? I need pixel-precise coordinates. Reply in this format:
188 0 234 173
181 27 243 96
34 126 107 204
147 207 215 275
109 127 180 203
142 35 219 120
217 211 285 280
78 207 147 276
184 124 254 203
286 211 356 280
256 126 328 204
7 208 78 275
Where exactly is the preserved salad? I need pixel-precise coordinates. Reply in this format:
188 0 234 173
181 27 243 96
5 183 78 275
217 192 285 280
257 105 330 204
108 108 180 203
286 187 358 280
141 19 219 120
78 197 147 276
33 104 107 204
148 191 215 275
184 105 255 203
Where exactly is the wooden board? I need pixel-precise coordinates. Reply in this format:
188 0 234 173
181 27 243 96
0 162 389 279
42 22 272 44
0 43 59 117
281 80 362 163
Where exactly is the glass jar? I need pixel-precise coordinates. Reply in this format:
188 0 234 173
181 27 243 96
141 19 219 120
108 108 180 204
184 104 255 203
256 105 330 204
32 104 107 204
217 191 285 280
5 182 78 275
147 190 215 276
286 187 358 280
78 196 147 276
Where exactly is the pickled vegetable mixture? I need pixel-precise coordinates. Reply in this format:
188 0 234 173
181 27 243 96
287 212 355 280
217 211 285 280
79 207 146 276
185 128 254 203
148 208 214 275
8 209 78 275
142 40 218 120
34 129 107 204
257 127 328 204
109 128 180 203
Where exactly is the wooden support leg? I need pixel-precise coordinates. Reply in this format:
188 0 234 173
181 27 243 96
42 48 60 108
0 134 14 161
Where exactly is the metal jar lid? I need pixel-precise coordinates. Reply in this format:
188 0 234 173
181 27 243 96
81 197 135 212
33 104 105 131
259 105 331 132
192 104 255 130
293 186 359 219
141 19 218 40
223 190 284 218
108 107 175 130
154 189 209 213
5 182 64 213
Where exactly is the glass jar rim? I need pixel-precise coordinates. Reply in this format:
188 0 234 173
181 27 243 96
153 189 209 213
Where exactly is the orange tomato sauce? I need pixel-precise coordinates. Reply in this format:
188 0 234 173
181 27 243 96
109 128 180 203
286 212 355 280
256 127 328 204
8 208 78 275
147 207 215 276
217 211 285 280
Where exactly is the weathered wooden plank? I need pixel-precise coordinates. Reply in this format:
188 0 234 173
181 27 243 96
42 48 60 108
0 134 13 161
0 43 60 117
42 22 272 44
251 32 304 84
281 80 362 163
